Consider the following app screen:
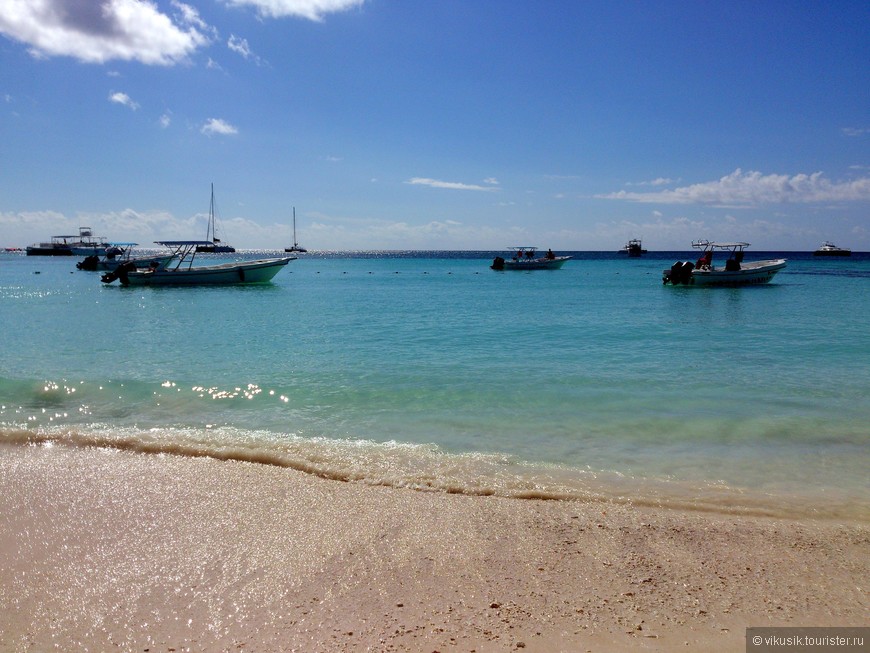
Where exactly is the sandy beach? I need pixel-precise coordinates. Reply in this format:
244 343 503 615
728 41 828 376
0 444 866 653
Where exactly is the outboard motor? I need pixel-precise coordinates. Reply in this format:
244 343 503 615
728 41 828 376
680 260 695 283
666 260 694 284
491 256 505 270
77 255 99 271
101 261 137 285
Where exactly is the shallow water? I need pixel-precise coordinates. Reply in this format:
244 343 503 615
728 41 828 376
1 249 868 520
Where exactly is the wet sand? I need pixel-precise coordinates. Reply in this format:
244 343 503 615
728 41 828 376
0 444 866 652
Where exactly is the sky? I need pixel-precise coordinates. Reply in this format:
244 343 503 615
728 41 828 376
1 0 869 251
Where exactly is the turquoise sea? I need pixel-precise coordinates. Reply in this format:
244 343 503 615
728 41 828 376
1 250 868 521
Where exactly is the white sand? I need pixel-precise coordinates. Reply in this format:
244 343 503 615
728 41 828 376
0 444 866 652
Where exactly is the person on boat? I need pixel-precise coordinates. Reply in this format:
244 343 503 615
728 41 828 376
546 249 555 260
526 250 534 258
696 251 713 268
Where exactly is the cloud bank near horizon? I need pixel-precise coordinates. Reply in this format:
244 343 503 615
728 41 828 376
599 169 870 207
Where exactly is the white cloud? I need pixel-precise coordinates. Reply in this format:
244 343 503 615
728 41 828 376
483 177 499 185
842 127 869 137
0 0 212 65
598 169 870 206
228 35 251 57
227 34 264 65
224 0 366 21
406 177 498 192
159 112 171 128
172 1 211 33
108 91 138 110
201 118 239 136
627 177 675 187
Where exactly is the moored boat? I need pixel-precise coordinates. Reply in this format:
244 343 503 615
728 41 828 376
26 227 109 256
619 238 647 257
813 241 851 256
101 241 293 286
663 241 786 286
285 207 307 253
491 247 571 270
195 184 236 253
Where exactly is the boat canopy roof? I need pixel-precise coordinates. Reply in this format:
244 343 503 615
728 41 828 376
692 240 751 250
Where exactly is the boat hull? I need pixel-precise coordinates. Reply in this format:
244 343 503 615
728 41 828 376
813 250 850 256
663 259 787 286
26 246 73 256
119 257 293 286
195 244 236 253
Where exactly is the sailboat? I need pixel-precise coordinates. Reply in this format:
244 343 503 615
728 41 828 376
285 207 307 253
196 184 236 253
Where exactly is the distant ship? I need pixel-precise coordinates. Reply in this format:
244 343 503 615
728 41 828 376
813 241 850 256
285 207 307 253
619 238 647 257
26 227 109 256
196 184 236 253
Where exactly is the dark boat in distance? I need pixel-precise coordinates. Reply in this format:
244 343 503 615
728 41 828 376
619 238 647 257
196 184 236 253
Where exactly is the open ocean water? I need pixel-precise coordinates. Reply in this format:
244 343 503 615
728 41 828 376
1 249 868 521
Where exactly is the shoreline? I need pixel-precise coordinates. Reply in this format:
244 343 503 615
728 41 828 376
1 444 867 652
3 428 866 524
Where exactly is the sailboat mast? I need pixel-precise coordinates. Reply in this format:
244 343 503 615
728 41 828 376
208 183 215 242
292 207 297 247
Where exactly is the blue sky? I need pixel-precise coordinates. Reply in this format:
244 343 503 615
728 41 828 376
1 0 868 251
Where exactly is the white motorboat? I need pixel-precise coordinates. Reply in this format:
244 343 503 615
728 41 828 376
813 241 851 257
101 241 294 286
663 241 786 286
26 227 109 256
491 247 571 270
76 243 176 272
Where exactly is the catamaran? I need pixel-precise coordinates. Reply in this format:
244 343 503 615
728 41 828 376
196 184 236 253
285 207 307 253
